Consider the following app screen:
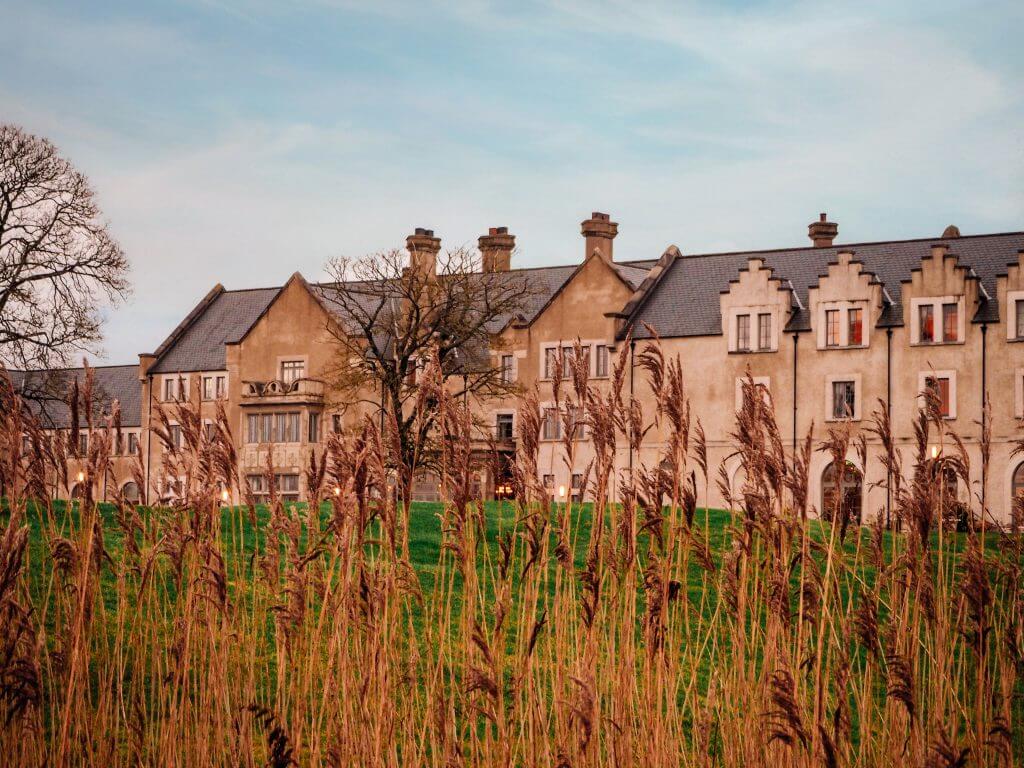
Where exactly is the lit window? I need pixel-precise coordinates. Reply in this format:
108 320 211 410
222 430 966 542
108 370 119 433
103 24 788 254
832 381 856 420
757 313 772 351
825 310 840 347
281 360 305 383
595 345 609 377
848 308 863 346
919 304 935 343
925 376 952 418
495 413 514 441
736 314 751 351
542 408 561 440
942 303 958 342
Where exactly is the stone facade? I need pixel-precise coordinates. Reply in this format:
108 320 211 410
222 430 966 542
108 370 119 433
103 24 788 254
11 212 1024 525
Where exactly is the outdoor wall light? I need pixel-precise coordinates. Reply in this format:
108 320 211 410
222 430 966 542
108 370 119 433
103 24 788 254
558 485 566 499
333 486 341 496
221 489 229 503
76 471 84 483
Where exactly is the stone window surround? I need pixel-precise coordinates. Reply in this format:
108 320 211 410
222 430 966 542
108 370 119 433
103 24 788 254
917 369 958 420
277 355 308 383
160 374 190 402
1006 291 1024 341
201 372 228 400
726 306 779 353
734 376 770 412
539 340 607 380
816 300 870 350
909 295 965 345
825 373 862 422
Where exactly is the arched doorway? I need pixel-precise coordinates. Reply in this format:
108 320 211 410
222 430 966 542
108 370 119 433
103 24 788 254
821 461 862 525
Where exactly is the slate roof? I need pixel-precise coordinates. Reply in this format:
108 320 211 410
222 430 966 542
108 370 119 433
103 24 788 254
627 232 1024 339
150 287 281 373
8 365 141 428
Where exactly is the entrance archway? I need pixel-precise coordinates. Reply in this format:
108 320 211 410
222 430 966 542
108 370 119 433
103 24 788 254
821 461 863 525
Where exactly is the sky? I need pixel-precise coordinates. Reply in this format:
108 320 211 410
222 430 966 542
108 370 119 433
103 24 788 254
2 0 1022 365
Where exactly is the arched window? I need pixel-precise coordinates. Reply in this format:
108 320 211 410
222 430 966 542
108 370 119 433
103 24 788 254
1013 463 1024 499
121 481 140 503
821 461 863 524
70 483 85 500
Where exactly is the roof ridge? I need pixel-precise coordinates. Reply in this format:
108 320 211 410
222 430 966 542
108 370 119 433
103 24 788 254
8 363 139 374
679 231 1024 261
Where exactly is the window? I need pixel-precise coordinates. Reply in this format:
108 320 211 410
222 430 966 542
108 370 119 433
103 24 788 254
542 474 555 491
595 345 610 378
246 412 300 443
542 408 561 440
571 473 584 503
925 376 954 417
544 348 558 380
736 314 751 352
216 375 226 399
162 377 179 402
567 405 585 439
497 358 512 387
246 474 266 494
919 304 935 343
127 433 139 455
277 474 299 501
1017 300 1024 340
308 412 321 443
168 424 182 450
495 413 514 441
202 376 215 400
825 310 841 347
942 302 958 343
332 414 342 434
281 360 305 383
757 313 772 351
848 308 863 346
78 433 88 455
203 421 216 441
561 345 586 379
832 380 856 420
121 481 140 503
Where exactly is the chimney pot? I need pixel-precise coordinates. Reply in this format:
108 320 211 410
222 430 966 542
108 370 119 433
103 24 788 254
808 213 838 248
581 211 619 261
479 226 515 272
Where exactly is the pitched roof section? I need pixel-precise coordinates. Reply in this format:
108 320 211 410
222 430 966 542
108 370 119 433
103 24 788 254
9 365 141 428
150 287 281 373
626 232 1024 339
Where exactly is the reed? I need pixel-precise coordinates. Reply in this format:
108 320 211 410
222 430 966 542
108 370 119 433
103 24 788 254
0 346 1020 766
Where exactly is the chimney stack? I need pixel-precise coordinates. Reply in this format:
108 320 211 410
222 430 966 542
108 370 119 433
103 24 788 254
808 212 838 248
581 211 618 261
479 226 515 272
406 227 440 277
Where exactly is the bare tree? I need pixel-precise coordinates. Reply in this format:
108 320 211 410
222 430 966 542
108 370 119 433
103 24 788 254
0 124 130 371
318 245 531 491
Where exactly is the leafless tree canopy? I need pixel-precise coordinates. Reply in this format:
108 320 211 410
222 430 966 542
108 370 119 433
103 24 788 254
319 247 532 468
0 124 130 370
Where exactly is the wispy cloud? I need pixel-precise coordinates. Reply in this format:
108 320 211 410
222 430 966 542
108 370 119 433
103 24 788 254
1 0 1020 363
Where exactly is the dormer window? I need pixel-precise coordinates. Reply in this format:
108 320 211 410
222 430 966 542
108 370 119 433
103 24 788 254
848 308 864 346
757 313 772 351
825 310 840 347
912 297 962 344
817 303 869 349
736 314 751 351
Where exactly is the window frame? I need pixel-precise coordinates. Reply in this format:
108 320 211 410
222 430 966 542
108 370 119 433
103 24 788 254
825 309 841 348
847 307 864 347
941 302 958 343
542 407 561 441
495 412 514 441
736 314 751 352
825 374 862 422
594 345 610 378
918 370 958 420
280 359 306 384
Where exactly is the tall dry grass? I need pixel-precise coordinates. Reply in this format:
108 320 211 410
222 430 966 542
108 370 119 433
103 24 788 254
0 341 1021 767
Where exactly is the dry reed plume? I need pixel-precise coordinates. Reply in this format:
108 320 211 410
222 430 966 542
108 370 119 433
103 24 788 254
0 344 1021 766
